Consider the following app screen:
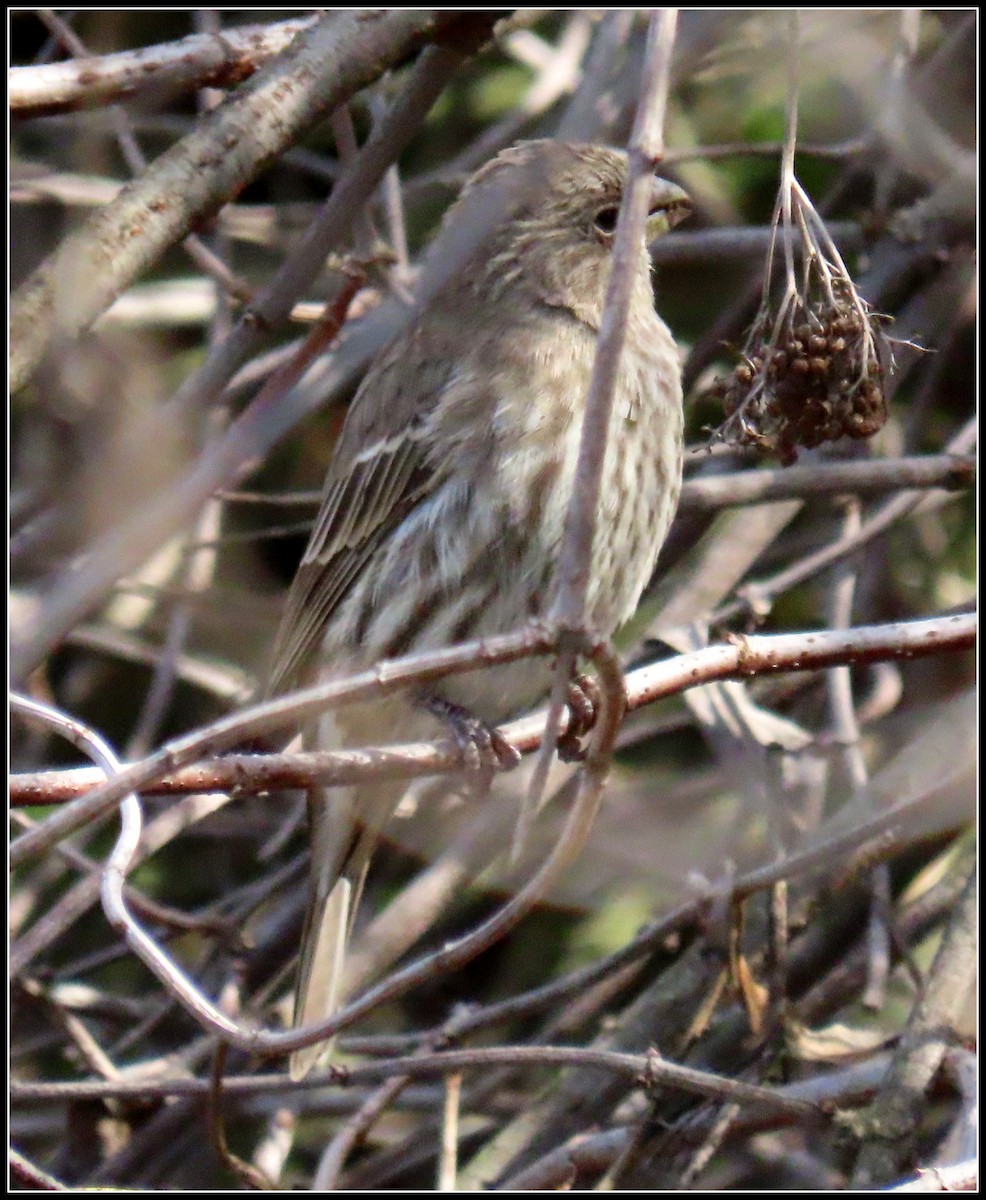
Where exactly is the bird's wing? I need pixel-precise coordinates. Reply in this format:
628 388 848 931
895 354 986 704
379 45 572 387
266 335 451 696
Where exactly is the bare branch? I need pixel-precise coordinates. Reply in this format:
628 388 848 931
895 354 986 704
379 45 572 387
10 15 319 116
10 1044 817 1117
11 612 974 809
851 863 978 1187
731 418 977 621
10 35 485 682
10 10 475 392
678 453 975 513
525 8 679 851
552 9 679 630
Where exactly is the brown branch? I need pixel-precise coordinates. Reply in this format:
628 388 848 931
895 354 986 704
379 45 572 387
10 10 477 393
10 624 556 860
12 634 626 1065
851 863 978 1187
10 15 319 116
551 9 678 631
206 450 975 522
9 626 972 1097
525 8 678 844
678 453 975 513
9 1044 817 1118
11 612 975 808
12 639 596 1066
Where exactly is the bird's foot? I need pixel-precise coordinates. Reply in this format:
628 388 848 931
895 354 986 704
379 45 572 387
424 697 521 783
557 673 601 763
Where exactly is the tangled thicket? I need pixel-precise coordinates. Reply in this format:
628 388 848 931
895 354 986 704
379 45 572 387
9 10 976 1193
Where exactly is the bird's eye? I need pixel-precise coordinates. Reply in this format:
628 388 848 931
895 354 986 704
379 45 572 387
593 206 619 234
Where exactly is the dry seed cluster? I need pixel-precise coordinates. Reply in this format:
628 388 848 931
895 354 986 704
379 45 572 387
711 284 888 465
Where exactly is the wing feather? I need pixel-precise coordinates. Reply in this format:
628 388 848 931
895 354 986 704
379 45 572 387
266 341 451 696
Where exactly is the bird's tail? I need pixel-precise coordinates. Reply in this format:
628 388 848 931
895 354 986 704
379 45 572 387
288 778 401 1080
289 870 352 1080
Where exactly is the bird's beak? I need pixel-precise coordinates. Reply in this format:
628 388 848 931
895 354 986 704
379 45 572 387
646 178 692 239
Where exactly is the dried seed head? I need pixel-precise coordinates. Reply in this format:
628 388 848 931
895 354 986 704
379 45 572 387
707 210 891 462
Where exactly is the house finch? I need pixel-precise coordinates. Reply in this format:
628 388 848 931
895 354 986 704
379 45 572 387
267 140 691 1078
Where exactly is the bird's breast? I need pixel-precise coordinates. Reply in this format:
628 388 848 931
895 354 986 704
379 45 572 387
488 314 683 637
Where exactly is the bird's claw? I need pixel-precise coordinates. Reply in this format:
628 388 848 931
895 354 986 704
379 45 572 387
557 673 600 762
425 696 521 778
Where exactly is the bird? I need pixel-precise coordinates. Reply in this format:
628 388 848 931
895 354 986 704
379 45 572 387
266 140 691 1078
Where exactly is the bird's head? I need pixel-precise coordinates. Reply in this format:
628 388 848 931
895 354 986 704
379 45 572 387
422 140 691 329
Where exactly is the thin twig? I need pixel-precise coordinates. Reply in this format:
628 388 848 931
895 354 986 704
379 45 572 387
678 453 975 512
17 976 122 1082
727 417 977 623
551 9 678 630
65 622 253 704
209 451 974 515
126 499 225 758
207 1044 273 1190
9 1148 66 1191
9 803 232 973
826 501 892 1009
523 9 679 849
309 1033 475 1193
10 1044 818 1117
